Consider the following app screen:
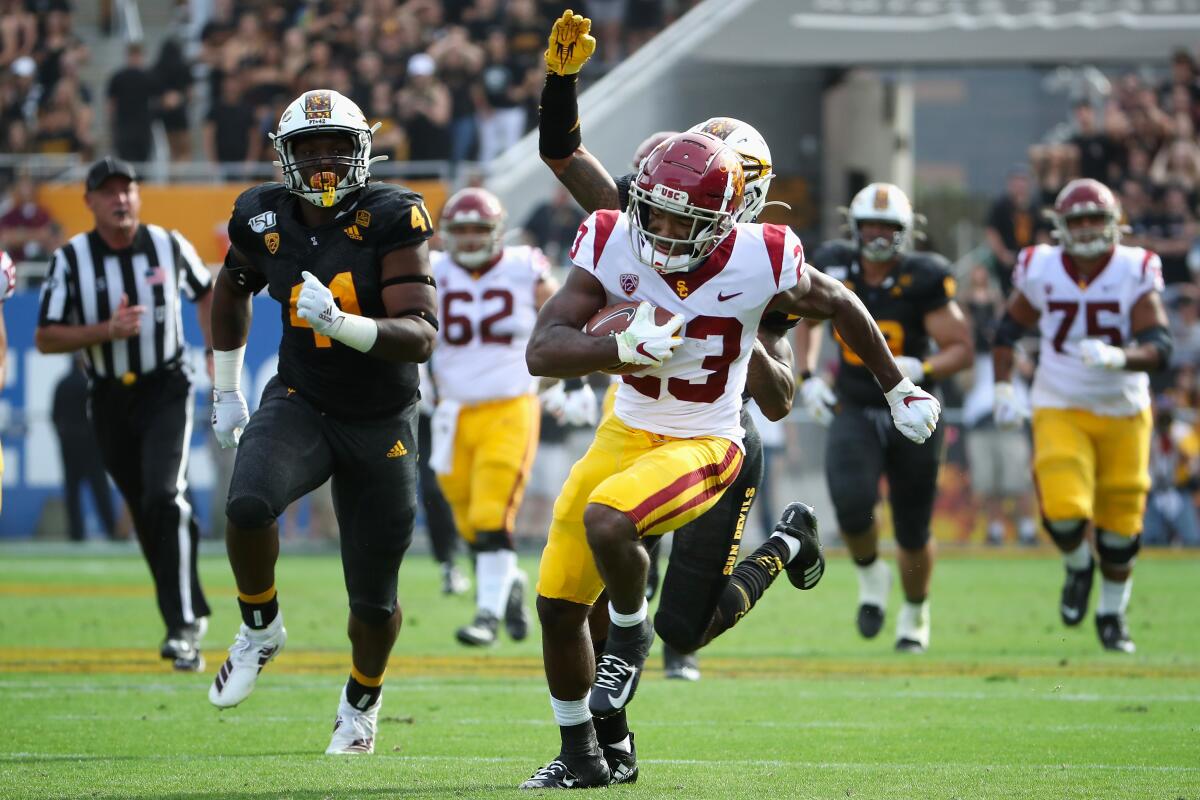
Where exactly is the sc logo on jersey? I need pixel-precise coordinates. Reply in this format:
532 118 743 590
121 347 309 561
248 211 277 233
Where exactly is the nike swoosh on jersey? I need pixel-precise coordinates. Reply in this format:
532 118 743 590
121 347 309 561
606 669 638 708
717 291 744 301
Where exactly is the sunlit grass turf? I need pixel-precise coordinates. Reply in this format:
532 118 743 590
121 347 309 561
1 548 1198 799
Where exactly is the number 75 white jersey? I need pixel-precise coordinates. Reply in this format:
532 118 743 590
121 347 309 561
571 209 802 446
430 245 548 404
1013 243 1162 416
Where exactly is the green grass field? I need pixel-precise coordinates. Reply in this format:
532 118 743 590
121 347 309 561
1 547 1198 799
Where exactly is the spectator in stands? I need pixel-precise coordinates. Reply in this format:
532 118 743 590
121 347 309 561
522 186 584 262
0 0 37 68
586 0 627 67
154 38 195 162
5 56 39 125
1069 100 1125 185
397 52 451 163
106 43 157 163
1149 137 1200 192
34 75 93 157
984 168 1041 294
365 82 410 163
506 0 550 67
1160 49 1200 109
1140 184 1198 285
0 174 59 262
625 0 665 55
204 73 259 174
1145 395 1200 547
430 26 484 164
1167 292 1200 369
474 30 533 162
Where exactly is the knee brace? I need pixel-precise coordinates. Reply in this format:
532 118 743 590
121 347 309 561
472 530 513 552
226 494 276 530
349 597 398 625
1096 529 1141 566
1043 518 1086 551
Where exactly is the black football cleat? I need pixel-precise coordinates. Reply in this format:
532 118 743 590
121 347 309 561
778 502 825 591
603 733 638 785
519 753 611 789
162 618 207 672
456 611 499 646
857 604 885 639
588 618 654 719
663 645 700 681
1060 562 1094 627
505 571 530 641
1096 613 1136 653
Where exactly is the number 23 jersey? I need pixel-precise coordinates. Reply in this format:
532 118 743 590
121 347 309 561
429 245 547 403
228 182 434 419
1013 243 1162 416
570 209 802 446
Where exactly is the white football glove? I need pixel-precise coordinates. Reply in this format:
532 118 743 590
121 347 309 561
613 301 684 367
561 383 598 426
884 378 940 444
212 389 250 449
799 376 837 427
539 381 568 419
894 355 927 384
295 270 343 336
1079 337 1127 370
992 381 1028 429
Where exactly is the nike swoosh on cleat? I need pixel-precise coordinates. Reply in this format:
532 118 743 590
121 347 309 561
606 670 637 708
717 291 743 301
1061 605 1081 621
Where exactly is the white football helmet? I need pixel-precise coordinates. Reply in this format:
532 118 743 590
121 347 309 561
847 182 914 262
270 90 386 208
687 117 776 223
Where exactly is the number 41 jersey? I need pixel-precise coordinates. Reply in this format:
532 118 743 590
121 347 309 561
1014 243 1163 416
430 245 548 403
570 209 802 446
228 182 434 420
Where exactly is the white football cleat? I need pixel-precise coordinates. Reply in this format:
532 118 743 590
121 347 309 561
895 600 931 653
208 614 286 708
326 686 380 755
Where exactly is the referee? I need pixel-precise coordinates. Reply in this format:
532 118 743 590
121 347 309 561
35 157 215 672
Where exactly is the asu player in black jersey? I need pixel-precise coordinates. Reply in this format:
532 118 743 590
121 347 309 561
206 90 438 756
796 183 972 653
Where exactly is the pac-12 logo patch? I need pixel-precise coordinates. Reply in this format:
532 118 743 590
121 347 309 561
619 273 639 295
265 232 280 254
248 211 277 233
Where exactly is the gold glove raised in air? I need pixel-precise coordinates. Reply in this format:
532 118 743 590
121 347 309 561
544 9 596 76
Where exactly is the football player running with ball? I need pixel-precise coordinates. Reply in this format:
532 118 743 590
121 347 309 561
207 90 439 755
991 178 1170 653
427 187 559 647
795 184 973 654
521 128 941 787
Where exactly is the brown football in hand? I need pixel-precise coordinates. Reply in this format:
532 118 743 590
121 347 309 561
584 301 674 375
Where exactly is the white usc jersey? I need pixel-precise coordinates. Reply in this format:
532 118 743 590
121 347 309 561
0 250 14 302
430 245 548 404
571 209 802 444
1013 243 1162 416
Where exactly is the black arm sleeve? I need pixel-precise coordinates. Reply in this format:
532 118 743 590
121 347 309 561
538 73 581 159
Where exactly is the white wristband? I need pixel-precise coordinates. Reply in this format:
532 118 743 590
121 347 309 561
213 345 245 391
329 312 379 353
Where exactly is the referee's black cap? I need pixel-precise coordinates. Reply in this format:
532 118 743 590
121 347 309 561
86 156 139 191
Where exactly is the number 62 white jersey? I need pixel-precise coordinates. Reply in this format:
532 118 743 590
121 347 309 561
430 245 548 404
1013 243 1163 416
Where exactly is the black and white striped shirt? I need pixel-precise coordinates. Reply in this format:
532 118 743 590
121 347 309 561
38 225 213 380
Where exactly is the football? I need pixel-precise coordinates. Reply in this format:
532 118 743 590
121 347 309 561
584 301 674 375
